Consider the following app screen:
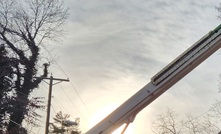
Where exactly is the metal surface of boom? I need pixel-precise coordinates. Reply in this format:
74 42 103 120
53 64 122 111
86 24 221 134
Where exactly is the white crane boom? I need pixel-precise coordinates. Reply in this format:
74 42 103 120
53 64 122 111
85 24 221 134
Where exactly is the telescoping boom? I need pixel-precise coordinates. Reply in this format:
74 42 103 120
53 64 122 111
86 24 221 134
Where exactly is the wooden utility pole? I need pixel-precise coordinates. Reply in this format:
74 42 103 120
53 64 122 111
34 75 69 134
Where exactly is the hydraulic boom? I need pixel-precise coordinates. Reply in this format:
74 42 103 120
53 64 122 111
86 24 221 134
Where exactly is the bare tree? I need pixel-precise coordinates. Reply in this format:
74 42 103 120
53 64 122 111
152 108 221 134
152 108 183 134
0 0 68 133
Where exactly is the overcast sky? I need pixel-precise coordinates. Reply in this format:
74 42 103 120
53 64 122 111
32 0 221 134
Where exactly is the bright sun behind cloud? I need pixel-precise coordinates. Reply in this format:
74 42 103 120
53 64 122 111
88 103 135 134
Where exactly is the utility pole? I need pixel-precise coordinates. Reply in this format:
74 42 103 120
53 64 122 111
34 75 69 134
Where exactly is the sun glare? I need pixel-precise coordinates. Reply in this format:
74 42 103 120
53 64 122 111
88 103 134 134
89 104 117 128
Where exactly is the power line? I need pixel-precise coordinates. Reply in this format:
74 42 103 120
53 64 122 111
42 45 91 114
34 76 69 134
52 97 67 112
57 83 89 122
69 80 91 113
9 43 91 132
41 45 69 78
51 105 57 115
8 119 22 128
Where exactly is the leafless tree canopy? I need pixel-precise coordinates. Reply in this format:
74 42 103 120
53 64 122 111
0 0 68 45
152 108 221 134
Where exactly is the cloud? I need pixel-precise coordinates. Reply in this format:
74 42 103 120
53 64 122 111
40 0 221 133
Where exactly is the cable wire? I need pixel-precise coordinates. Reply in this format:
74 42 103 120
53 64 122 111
69 80 91 113
42 45 91 114
41 45 69 78
57 83 88 122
